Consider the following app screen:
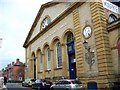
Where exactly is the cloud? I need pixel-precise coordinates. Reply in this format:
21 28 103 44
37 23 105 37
0 0 52 70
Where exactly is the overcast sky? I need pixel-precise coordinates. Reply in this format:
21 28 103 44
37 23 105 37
0 0 51 70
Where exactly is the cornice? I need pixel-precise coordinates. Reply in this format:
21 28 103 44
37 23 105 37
24 2 84 48
107 18 120 32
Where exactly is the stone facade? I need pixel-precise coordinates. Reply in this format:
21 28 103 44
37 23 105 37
23 1 120 89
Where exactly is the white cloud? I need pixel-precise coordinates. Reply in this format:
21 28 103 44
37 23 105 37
0 0 51 69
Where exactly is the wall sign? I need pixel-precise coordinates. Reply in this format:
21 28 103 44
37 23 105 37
102 0 119 14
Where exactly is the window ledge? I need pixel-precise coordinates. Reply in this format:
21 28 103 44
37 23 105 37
45 69 51 72
38 71 43 73
54 67 62 70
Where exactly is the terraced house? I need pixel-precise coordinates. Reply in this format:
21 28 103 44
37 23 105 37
23 0 120 89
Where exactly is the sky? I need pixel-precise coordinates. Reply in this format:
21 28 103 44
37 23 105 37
0 0 51 70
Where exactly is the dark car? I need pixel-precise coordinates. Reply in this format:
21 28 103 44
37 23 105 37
50 79 84 90
22 78 35 87
112 81 120 90
32 79 52 90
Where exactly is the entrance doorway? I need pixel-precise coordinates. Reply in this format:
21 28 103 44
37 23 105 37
66 32 76 79
68 53 76 79
32 53 36 80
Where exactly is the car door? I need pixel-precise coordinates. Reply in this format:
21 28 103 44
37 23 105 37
59 81 65 90
53 81 62 90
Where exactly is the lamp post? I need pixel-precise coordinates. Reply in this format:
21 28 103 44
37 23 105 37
0 38 2 48
83 40 95 71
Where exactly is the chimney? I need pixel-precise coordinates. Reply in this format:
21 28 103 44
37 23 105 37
12 62 14 65
16 58 20 62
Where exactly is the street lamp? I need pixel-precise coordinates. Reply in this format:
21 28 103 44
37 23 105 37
83 40 95 71
0 38 2 48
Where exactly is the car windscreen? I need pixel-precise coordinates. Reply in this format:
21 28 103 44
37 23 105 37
71 80 82 84
35 80 42 83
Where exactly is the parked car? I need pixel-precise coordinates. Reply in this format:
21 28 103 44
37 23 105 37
22 78 35 87
50 79 85 90
112 81 120 90
32 79 52 90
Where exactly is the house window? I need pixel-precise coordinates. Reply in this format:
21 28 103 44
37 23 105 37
39 52 42 71
47 48 51 70
56 42 62 67
41 17 51 30
118 39 120 57
108 14 117 23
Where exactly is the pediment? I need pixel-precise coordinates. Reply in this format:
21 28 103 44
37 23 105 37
23 2 73 47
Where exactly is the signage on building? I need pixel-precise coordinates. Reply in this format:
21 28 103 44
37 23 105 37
102 0 119 14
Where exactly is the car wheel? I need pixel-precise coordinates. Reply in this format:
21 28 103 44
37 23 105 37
66 89 69 90
50 87 54 90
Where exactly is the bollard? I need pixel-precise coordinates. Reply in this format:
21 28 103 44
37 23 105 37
0 77 4 90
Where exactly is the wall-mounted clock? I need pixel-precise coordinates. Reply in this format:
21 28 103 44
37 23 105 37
41 17 51 30
83 26 92 39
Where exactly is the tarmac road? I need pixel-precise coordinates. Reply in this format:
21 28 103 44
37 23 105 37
6 83 34 90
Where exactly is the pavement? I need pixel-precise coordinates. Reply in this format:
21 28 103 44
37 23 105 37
4 83 33 90
1 84 7 90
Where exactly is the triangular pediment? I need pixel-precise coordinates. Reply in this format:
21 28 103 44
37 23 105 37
23 2 72 47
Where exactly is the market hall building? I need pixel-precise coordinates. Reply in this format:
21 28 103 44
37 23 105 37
23 0 120 89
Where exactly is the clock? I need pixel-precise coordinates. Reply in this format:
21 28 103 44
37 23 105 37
41 17 51 30
83 26 92 39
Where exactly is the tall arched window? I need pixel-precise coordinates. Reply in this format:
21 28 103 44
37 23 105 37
118 39 120 57
39 51 42 71
56 42 62 67
47 48 51 70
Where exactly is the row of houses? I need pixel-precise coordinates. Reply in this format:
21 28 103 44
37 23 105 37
0 59 25 81
23 0 120 89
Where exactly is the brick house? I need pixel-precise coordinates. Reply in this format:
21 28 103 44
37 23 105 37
0 58 25 81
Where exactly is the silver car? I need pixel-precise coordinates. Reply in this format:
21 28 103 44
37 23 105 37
50 79 85 90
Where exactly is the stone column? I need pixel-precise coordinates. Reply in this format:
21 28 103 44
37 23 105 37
50 49 55 79
36 57 39 79
61 44 67 78
90 1 114 88
42 54 45 79
29 59 33 79
72 8 84 78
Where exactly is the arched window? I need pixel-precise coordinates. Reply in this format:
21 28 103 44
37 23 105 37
39 51 42 71
118 39 120 57
108 14 117 23
46 48 51 70
56 42 62 67
41 17 51 30
67 32 74 43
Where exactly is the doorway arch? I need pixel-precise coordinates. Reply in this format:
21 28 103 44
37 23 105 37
66 32 76 79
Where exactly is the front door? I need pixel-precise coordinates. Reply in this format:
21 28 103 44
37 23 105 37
67 41 76 79
69 54 76 79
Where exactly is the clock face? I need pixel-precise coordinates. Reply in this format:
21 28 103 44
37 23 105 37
83 26 92 39
41 17 50 30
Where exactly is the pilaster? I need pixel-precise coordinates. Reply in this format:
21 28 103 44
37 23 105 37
36 57 39 79
42 54 45 79
90 1 114 88
61 44 67 78
50 49 55 79
72 8 84 78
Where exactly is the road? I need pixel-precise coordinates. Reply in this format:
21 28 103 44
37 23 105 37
6 83 34 90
